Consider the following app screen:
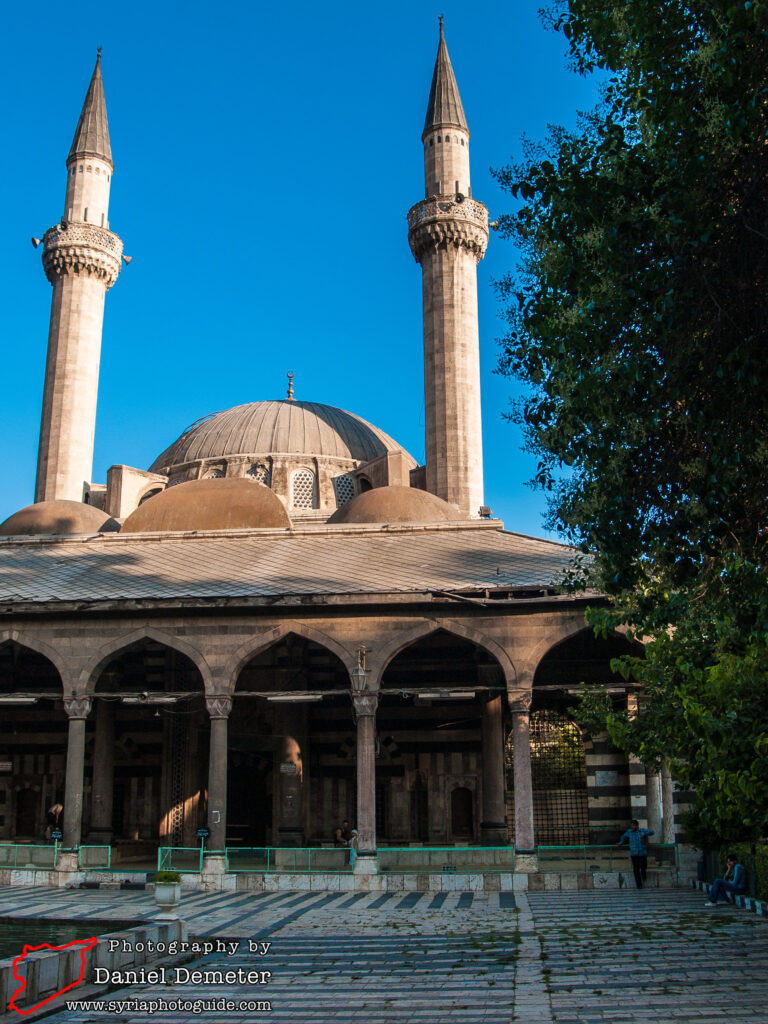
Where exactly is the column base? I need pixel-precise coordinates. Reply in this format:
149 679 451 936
353 853 378 875
276 828 305 848
201 854 227 892
56 852 79 872
480 823 508 846
514 852 538 873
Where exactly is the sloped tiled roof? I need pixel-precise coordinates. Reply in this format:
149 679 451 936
0 522 576 605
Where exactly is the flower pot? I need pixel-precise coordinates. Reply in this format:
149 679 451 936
154 881 181 920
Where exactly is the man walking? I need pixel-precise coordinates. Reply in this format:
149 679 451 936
618 819 654 889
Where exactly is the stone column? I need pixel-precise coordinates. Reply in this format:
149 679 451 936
352 692 379 860
88 699 114 843
660 759 675 844
626 694 649 825
62 697 92 848
205 696 232 853
645 769 663 837
480 695 507 845
511 697 534 853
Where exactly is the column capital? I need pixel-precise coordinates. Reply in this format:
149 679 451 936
508 692 532 713
351 692 379 717
63 696 92 719
206 695 232 719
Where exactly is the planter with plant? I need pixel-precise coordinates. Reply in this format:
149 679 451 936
153 871 182 919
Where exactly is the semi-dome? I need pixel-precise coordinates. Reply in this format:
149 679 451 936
0 500 117 536
150 400 416 473
327 485 463 525
121 477 291 533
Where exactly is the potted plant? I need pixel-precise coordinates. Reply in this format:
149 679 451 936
153 871 182 919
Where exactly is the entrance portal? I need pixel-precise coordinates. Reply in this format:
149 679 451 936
15 789 38 838
451 786 473 839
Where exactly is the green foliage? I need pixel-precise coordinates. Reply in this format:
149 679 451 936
721 842 768 901
153 871 181 883
530 716 586 790
575 557 768 843
496 0 768 589
497 1 768 844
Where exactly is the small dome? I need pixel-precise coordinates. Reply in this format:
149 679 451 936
121 478 291 533
327 485 463 525
0 500 117 536
150 400 416 473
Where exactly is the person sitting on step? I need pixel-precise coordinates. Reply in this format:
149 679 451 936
704 854 746 907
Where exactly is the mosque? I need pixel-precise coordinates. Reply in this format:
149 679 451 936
0 25 685 883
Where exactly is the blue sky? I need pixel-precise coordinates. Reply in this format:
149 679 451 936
0 1 601 535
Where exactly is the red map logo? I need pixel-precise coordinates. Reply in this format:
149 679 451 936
9 936 97 1015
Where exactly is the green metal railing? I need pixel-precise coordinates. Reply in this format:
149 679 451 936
377 846 516 874
0 843 59 869
537 843 678 873
78 845 112 869
225 847 352 873
157 846 204 873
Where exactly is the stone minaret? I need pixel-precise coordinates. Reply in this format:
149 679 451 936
35 52 123 503
408 20 488 517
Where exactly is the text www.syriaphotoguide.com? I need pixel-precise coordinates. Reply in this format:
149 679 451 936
65 997 272 1013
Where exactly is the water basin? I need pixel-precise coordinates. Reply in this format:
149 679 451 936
0 918 132 962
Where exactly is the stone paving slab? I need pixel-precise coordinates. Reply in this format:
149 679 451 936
528 888 768 1023
1 886 767 1021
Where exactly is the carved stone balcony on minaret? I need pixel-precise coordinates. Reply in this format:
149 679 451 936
42 221 123 288
408 195 488 263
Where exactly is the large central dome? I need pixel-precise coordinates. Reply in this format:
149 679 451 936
150 400 415 473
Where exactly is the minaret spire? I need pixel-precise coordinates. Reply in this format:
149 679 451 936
408 22 488 516
68 50 113 168
35 55 123 503
423 17 468 138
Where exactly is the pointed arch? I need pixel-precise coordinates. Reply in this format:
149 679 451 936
374 618 516 688
528 623 641 680
228 621 357 689
530 624 640 703
0 629 68 685
522 617 594 682
79 627 212 692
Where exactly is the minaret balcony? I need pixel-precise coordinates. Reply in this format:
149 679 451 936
408 195 487 231
408 195 489 263
42 221 123 288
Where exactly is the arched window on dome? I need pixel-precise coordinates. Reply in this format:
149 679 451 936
332 473 355 507
138 487 164 506
247 463 272 487
291 469 317 509
203 467 226 479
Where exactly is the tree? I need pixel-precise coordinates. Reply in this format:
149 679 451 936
576 559 768 843
495 0 768 842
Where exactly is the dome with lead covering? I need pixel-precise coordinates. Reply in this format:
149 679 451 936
327 485 463 525
121 478 292 533
0 500 117 536
150 400 416 473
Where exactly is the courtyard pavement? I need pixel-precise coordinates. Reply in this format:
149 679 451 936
0 884 766 1022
